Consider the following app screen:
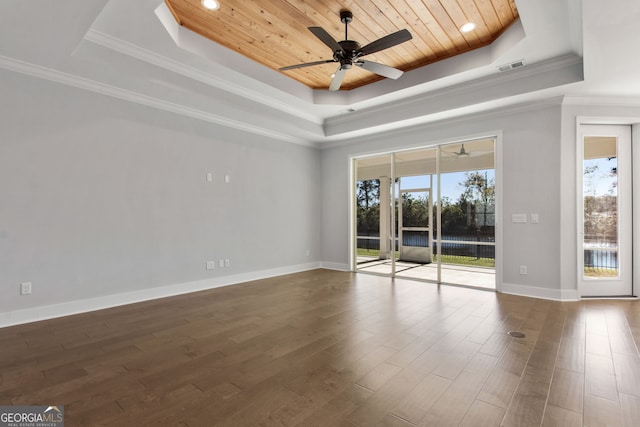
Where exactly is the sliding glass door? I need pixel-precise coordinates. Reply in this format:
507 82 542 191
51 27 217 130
437 140 495 288
354 139 496 289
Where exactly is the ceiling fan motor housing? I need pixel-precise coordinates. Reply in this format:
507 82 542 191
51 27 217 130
334 40 362 68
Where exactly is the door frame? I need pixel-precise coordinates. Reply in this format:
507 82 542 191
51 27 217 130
349 133 502 292
576 122 634 297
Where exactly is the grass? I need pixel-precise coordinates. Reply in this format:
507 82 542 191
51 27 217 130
584 268 618 277
357 248 495 268
439 255 495 268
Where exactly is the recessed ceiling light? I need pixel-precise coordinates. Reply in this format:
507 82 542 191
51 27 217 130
460 22 476 33
201 0 220 10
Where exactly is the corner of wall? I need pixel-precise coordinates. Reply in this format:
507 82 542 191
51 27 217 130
501 282 580 301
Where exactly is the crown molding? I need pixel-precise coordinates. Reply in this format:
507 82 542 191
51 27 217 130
84 29 324 126
562 95 640 107
319 96 565 150
323 54 583 138
0 54 317 147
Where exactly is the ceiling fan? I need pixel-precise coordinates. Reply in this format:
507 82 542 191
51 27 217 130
451 144 471 158
279 10 412 91
445 144 493 158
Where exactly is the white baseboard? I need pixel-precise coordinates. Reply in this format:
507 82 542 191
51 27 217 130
501 282 580 301
0 262 322 328
320 261 351 271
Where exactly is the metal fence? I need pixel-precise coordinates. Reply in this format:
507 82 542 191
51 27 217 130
357 231 495 262
584 236 618 273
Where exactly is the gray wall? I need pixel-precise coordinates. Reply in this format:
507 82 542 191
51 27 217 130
321 100 564 297
4 65 640 322
0 70 321 316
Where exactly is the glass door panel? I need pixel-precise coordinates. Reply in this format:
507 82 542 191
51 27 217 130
580 125 632 296
355 154 395 276
394 148 438 282
438 139 496 289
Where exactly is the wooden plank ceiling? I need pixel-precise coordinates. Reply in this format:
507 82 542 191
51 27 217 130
165 0 519 91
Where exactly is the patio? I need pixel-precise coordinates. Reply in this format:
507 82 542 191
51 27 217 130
357 257 496 290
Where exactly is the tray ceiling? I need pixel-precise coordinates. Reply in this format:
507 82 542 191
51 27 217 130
164 0 519 91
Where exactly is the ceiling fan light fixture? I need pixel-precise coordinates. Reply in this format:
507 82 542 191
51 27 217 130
201 0 220 11
460 22 476 33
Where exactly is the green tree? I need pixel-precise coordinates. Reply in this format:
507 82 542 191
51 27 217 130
460 171 495 229
356 180 380 234
401 192 429 227
437 196 466 233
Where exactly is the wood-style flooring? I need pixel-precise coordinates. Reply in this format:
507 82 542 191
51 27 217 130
1 269 639 426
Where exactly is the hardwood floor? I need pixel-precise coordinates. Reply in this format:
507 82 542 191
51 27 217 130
1 269 639 426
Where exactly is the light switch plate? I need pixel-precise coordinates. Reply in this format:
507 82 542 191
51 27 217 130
512 213 527 223
20 282 32 295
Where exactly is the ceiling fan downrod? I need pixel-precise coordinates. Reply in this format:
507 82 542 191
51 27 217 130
340 10 352 40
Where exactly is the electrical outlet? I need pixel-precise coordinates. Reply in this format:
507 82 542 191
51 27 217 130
224 259 230 267
20 282 32 295
206 261 215 270
219 259 224 268
519 265 528 275
306 249 310 257
206 173 213 182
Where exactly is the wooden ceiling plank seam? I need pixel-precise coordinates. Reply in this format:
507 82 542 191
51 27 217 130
384 0 442 60
392 0 447 63
432 0 473 50
181 18 304 75
209 2 332 77
285 1 346 41
218 2 324 62
444 0 484 47
492 0 518 27
404 0 458 54
405 0 454 54
373 0 437 61
220 2 334 69
178 14 282 65
472 0 505 35
357 0 431 67
177 2 330 83
455 0 494 44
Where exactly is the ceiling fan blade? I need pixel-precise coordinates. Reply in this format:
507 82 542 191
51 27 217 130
308 27 343 53
279 59 335 71
356 61 404 79
329 67 347 91
360 29 412 56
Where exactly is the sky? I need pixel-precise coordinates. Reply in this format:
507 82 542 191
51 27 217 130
399 169 495 202
583 157 617 197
